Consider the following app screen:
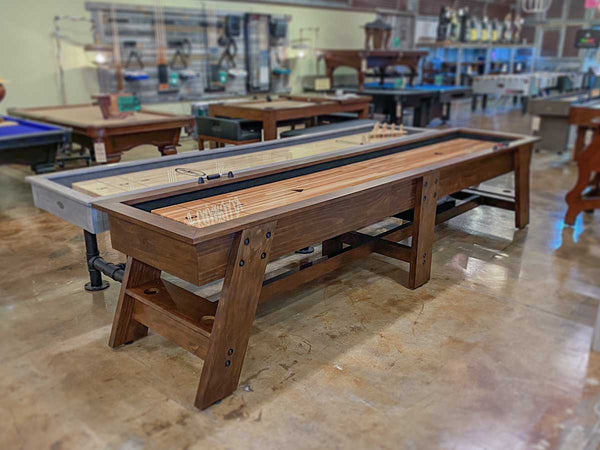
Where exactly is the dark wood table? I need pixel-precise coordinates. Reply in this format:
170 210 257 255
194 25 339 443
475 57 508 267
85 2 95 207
9 104 192 163
340 84 472 127
94 127 536 409
569 99 600 159
318 49 428 90
208 95 371 140
565 117 600 225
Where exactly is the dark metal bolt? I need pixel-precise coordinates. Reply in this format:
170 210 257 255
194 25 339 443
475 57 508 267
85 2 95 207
244 238 250 245
228 348 234 356
423 195 427 201
225 360 231 367
261 252 266 259
239 260 245 267
266 231 272 239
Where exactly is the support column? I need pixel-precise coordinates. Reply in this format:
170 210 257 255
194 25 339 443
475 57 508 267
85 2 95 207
83 230 109 291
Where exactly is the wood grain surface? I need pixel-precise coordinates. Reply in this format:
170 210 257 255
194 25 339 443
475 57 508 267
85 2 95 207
153 138 491 228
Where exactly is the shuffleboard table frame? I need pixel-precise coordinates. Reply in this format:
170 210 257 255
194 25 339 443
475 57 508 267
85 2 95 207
208 95 372 140
94 127 536 409
9 104 193 163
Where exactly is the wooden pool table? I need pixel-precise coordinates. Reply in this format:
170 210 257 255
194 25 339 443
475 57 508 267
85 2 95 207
9 104 192 163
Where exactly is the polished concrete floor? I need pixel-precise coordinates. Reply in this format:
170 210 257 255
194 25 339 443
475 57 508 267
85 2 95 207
2 109 600 450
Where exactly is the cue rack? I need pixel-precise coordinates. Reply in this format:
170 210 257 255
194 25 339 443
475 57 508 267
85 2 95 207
86 2 290 104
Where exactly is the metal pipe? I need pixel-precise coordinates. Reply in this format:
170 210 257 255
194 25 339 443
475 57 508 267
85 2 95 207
89 256 125 283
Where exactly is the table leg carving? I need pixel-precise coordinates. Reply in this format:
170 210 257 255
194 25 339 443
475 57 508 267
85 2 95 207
195 221 277 409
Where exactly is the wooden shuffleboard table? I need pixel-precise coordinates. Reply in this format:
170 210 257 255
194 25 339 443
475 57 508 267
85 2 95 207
27 121 425 290
93 127 537 409
208 95 371 141
9 104 192 163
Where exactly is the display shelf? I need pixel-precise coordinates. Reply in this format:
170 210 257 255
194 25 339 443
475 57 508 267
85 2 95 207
418 42 536 87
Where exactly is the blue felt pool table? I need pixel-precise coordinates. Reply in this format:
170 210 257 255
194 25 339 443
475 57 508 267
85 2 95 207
0 115 72 173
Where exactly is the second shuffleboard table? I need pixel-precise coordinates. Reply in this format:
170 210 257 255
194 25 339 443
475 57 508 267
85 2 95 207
208 95 372 140
9 104 192 163
94 127 537 409
569 98 600 159
527 90 598 154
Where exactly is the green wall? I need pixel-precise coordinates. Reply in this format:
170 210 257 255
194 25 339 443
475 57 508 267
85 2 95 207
0 0 374 114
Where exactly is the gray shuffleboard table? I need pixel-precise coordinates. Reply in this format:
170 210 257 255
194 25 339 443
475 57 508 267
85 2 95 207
27 121 429 291
527 89 600 153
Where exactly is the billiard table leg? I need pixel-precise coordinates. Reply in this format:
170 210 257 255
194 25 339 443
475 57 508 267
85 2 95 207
84 230 110 291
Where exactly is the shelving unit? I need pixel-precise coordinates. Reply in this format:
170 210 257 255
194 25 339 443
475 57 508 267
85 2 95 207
418 42 536 87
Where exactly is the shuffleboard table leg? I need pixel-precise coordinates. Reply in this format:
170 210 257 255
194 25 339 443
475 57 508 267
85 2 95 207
83 230 109 291
195 221 277 409
109 256 159 347
408 173 438 289
514 145 532 229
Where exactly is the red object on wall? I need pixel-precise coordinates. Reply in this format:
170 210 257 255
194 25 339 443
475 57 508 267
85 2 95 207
0 84 6 103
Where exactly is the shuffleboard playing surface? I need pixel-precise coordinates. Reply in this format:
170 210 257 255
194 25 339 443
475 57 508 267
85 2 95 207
71 130 404 197
152 138 491 228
